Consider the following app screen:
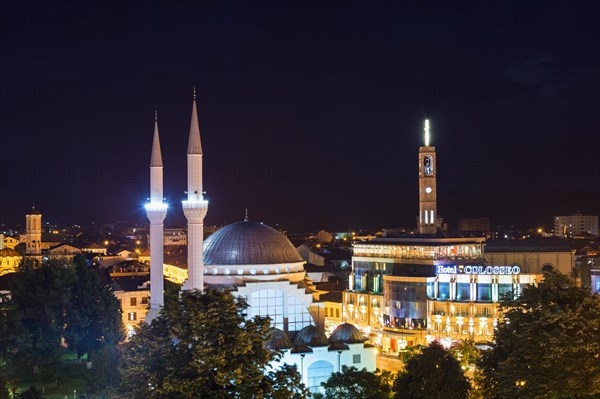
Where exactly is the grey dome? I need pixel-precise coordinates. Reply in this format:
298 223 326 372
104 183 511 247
293 325 328 347
266 328 293 350
203 221 304 265
329 323 366 344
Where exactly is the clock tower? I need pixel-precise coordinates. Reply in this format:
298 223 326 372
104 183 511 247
418 119 437 234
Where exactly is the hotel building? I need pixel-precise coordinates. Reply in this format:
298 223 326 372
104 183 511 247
343 120 547 352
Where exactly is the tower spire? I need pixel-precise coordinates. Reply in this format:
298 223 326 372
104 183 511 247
424 118 430 147
244 208 248 221
187 88 202 154
150 110 163 167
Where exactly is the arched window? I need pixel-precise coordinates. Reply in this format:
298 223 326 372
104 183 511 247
307 360 333 392
542 264 554 272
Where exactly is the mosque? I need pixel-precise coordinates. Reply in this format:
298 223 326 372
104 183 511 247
143 90 375 393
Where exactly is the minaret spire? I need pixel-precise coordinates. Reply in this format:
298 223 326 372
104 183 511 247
145 111 168 323
150 110 163 168
182 88 209 292
187 88 203 155
244 208 249 221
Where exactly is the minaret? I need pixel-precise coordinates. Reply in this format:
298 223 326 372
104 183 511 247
144 111 168 323
25 206 42 256
418 119 438 234
182 88 209 291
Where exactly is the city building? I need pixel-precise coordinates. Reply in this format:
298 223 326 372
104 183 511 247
164 228 187 246
0 248 21 276
25 207 42 256
554 213 599 238
458 217 491 235
343 120 546 353
2 235 20 250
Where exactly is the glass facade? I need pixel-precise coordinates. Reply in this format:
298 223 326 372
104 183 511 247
384 280 429 324
248 289 313 332
455 283 470 301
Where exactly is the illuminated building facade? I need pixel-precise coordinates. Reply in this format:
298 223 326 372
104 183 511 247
343 119 545 352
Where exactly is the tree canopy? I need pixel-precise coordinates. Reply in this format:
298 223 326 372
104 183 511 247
63 254 124 361
393 341 470 399
315 366 394 399
477 271 600 399
118 289 310 399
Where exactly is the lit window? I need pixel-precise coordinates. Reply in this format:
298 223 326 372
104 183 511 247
128 312 137 321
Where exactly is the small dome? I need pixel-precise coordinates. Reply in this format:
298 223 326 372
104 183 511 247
203 221 304 265
266 328 293 350
329 323 366 344
293 325 328 347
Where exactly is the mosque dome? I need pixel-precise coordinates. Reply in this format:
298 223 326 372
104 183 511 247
329 323 367 344
266 328 293 350
203 221 304 266
293 325 329 347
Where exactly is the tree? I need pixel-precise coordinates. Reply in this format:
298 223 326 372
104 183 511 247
9 257 76 363
450 339 480 367
316 366 393 399
16 385 42 399
63 254 124 362
119 289 310 399
393 342 470 399
478 272 600 399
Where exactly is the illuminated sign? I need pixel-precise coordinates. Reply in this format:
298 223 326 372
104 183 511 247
436 265 521 275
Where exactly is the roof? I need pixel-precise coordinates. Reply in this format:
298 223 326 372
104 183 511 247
329 323 367 344
164 245 187 267
266 328 293 350
319 291 342 303
203 221 304 265
485 238 573 252
111 275 150 292
293 325 329 347
0 248 21 257
187 96 202 154
357 236 486 247
150 117 163 167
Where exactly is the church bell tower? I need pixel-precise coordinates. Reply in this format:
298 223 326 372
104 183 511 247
418 119 437 235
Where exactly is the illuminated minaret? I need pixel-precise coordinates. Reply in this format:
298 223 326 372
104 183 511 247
182 88 209 291
144 111 168 323
418 119 437 235
25 206 42 255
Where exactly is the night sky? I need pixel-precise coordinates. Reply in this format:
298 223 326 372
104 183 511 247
1 1 598 232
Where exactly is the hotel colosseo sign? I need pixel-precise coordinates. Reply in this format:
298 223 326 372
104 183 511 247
435 264 521 275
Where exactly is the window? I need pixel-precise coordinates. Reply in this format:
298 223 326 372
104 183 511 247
130 297 137 307
141 296 149 305
336 309 340 318
307 361 334 392
353 354 361 364
128 312 136 321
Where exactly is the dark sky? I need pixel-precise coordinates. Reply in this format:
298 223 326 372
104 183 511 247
1 0 599 232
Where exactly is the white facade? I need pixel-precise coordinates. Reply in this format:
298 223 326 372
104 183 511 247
272 342 376 394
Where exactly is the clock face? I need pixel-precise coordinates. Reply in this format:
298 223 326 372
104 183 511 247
425 187 432 194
